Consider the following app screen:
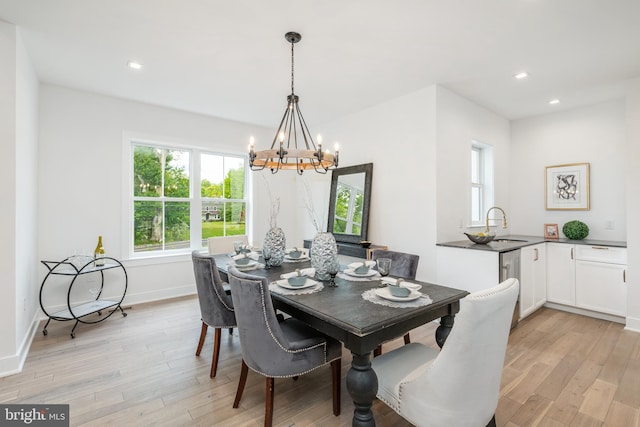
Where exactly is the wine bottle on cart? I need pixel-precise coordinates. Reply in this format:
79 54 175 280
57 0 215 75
94 236 105 267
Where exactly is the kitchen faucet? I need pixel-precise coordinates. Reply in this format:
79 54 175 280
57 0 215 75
485 206 508 234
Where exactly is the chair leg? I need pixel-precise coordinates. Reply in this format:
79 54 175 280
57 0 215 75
486 415 496 427
233 360 249 408
373 345 382 357
331 359 341 416
403 333 411 345
196 322 208 356
210 327 222 378
265 377 275 427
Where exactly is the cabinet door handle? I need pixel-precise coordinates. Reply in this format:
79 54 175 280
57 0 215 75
534 248 539 261
570 248 574 260
624 269 626 283
591 246 609 250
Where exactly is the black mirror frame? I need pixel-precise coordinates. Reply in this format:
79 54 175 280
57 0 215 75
327 163 373 244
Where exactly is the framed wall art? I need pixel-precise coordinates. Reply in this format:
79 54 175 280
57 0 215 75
544 223 559 239
545 163 590 210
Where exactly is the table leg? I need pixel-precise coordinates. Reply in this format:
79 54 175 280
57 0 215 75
435 314 455 348
346 352 378 427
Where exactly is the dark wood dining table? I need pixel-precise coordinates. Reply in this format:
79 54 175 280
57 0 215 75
214 254 468 427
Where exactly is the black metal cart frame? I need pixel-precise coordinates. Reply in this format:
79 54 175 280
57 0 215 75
39 256 128 338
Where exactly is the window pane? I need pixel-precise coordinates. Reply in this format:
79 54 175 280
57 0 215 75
224 202 246 236
471 148 480 183
133 146 162 197
471 187 481 223
165 202 190 249
164 149 190 198
224 157 246 199
134 201 163 252
202 201 225 244
201 154 224 198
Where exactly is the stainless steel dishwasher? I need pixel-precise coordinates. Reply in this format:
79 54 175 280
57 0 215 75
500 249 521 328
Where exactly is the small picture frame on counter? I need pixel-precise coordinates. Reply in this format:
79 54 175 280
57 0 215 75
544 223 559 239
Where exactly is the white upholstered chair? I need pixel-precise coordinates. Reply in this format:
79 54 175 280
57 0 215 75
371 278 519 427
207 235 248 255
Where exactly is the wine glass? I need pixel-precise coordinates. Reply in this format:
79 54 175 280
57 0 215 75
328 259 340 287
233 240 244 255
376 258 392 277
262 247 272 269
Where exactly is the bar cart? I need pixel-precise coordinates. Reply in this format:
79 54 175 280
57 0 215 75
39 256 128 338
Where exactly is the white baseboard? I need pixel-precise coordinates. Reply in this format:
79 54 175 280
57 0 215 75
0 311 40 378
624 316 640 333
543 302 626 324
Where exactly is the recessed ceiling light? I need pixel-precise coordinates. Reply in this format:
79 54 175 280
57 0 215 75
514 72 529 79
127 61 143 70
549 99 560 105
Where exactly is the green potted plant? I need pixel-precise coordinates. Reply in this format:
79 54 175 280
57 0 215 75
562 220 589 240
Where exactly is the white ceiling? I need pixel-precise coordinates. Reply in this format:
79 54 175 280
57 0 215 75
1 0 639 128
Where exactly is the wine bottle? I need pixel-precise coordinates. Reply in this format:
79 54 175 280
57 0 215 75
94 236 105 267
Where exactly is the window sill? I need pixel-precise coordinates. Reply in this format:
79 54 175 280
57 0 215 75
120 250 206 268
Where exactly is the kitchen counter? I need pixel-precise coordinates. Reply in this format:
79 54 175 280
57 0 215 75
437 235 626 252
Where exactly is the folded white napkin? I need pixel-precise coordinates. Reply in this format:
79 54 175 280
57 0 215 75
232 252 260 261
280 268 316 279
381 277 421 290
348 261 376 270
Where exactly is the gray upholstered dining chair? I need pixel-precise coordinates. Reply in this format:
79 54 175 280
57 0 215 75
227 266 342 427
371 278 519 427
371 249 420 356
192 251 236 378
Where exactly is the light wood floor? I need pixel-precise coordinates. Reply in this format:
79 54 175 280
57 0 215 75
1 297 639 426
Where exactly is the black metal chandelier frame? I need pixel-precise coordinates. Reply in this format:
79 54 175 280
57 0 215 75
249 32 339 175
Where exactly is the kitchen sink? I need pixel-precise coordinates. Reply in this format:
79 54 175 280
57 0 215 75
493 239 528 243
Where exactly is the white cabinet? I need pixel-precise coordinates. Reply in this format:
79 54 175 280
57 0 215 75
546 243 576 306
520 243 546 318
575 246 627 316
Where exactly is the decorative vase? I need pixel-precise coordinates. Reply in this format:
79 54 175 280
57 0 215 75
263 227 286 266
310 232 338 281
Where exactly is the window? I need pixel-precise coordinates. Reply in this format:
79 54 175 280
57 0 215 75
470 141 494 226
130 141 247 256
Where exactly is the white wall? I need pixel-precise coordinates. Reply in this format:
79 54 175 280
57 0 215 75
315 86 438 281
38 85 280 308
510 100 627 241
14 28 39 368
435 86 511 243
0 20 18 373
0 22 39 376
308 85 511 282
625 79 640 331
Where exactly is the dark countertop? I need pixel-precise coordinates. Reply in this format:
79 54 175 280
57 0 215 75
437 234 627 253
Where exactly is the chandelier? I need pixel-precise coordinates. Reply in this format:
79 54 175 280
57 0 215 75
249 32 339 175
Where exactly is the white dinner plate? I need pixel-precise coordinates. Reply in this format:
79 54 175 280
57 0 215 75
374 287 421 302
344 269 378 278
284 255 310 261
276 278 318 290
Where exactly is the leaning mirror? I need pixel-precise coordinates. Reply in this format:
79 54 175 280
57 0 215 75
327 163 373 244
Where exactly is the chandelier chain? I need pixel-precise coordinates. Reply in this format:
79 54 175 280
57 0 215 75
290 40 295 95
